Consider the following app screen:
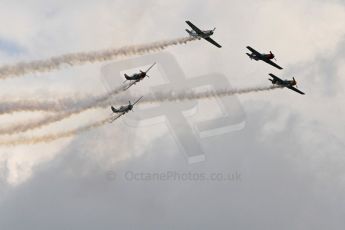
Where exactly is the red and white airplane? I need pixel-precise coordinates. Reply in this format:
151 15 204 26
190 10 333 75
246 46 283 70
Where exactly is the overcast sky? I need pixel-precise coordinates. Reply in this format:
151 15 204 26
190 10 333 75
0 0 344 229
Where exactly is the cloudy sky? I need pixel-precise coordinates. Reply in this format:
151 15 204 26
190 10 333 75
0 0 344 229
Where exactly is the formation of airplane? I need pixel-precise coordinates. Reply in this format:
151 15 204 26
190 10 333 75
109 96 143 123
246 46 283 70
109 20 305 124
269 74 305 95
185 21 222 48
246 46 305 95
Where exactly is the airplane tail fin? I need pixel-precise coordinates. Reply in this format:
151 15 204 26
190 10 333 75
111 106 117 113
124 74 130 80
122 76 129 83
246 53 253 60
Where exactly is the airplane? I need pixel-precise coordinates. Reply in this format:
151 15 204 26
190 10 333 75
185 20 222 48
123 62 156 88
109 96 143 123
269 73 305 95
246 46 283 70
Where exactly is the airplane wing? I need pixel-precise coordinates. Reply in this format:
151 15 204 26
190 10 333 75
186 21 203 34
246 46 261 56
109 113 125 123
204 37 222 48
132 96 144 106
145 62 156 73
287 86 305 95
263 59 283 70
125 80 138 90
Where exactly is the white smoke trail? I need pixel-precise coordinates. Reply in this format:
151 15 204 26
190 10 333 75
0 111 81 135
108 85 282 105
0 117 111 146
0 37 196 79
0 82 132 135
0 82 131 115
0 99 76 115
0 85 280 138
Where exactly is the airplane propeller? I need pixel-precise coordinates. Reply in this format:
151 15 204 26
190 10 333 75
293 77 298 88
270 51 277 61
137 63 156 78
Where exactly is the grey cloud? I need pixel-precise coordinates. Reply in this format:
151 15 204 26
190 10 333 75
0 103 344 230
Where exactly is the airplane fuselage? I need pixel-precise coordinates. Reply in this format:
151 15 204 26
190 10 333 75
186 29 214 39
125 72 146 81
270 78 296 87
247 52 274 61
112 104 133 113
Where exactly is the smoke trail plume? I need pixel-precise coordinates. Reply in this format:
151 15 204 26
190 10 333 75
0 37 196 79
0 82 132 135
0 117 111 146
0 111 80 135
0 82 131 115
0 85 280 138
0 99 76 115
109 85 282 105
